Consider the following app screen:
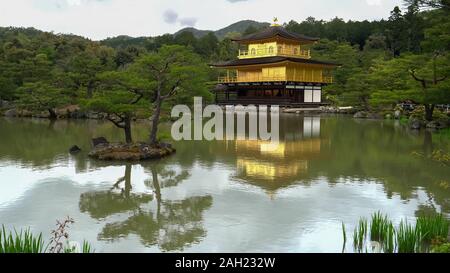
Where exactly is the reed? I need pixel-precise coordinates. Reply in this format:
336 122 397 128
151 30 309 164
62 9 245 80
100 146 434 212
416 214 449 242
342 222 347 253
343 212 450 253
381 222 396 253
353 218 368 253
397 220 421 253
370 211 391 242
82 240 94 253
1 218 95 253
0 225 45 253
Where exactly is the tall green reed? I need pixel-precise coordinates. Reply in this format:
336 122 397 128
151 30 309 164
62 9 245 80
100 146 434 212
416 214 449 242
397 220 421 253
82 240 94 253
382 222 396 253
343 213 450 253
370 211 391 242
353 218 368 253
0 225 45 253
342 222 347 253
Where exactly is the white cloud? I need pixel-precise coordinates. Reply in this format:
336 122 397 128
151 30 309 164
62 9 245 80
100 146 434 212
163 9 179 24
366 0 382 6
179 17 198 27
66 0 82 6
0 0 404 40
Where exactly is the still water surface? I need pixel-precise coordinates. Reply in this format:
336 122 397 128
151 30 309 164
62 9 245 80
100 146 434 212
0 115 449 253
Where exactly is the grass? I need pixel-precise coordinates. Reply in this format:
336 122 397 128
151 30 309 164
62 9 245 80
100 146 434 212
434 128 450 139
343 212 450 253
0 225 45 253
64 242 93 254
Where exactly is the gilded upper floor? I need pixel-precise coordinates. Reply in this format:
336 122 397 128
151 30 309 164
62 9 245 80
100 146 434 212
238 42 311 59
210 23 339 84
231 25 319 60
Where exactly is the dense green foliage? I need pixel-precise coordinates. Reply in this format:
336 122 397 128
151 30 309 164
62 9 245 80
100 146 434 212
130 0 449 115
290 3 450 114
0 0 448 129
0 26 211 143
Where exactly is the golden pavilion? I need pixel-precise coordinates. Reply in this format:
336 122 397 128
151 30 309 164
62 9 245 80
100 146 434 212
211 19 339 107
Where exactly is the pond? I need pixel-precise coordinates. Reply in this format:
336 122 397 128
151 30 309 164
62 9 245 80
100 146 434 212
0 115 449 253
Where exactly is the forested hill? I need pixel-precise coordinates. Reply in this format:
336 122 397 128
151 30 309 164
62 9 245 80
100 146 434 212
173 27 213 39
174 20 271 39
99 6 435 53
0 0 449 119
102 20 270 49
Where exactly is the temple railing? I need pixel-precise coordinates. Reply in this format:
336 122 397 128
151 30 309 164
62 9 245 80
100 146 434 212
238 48 311 59
218 75 333 84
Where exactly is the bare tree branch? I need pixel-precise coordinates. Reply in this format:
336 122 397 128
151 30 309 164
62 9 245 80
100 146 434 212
409 69 427 89
129 89 144 105
161 79 181 100
436 75 448 83
107 113 126 129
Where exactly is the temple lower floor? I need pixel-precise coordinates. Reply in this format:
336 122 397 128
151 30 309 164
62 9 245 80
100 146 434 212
215 82 326 107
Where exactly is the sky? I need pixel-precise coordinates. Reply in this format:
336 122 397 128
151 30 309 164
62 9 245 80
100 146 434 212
0 0 404 40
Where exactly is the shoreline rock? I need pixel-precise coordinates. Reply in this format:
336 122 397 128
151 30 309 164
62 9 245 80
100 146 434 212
1 104 110 120
92 137 109 147
353 111 382 119
426 120 449 130
69 145 82 154
409 118 423 130
281 106 356 114
89 142 176 161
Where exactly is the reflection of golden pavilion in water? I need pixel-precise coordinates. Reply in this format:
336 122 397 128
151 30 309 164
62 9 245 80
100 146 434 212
232 117 328 196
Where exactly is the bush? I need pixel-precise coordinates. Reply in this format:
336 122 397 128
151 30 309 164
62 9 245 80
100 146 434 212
433 109 450 123
408 106 449 123
432 243 450 253
409 106 426 121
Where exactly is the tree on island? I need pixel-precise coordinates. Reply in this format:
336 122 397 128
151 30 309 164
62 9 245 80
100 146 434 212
86 45 209 146
85 70 149 143
132 45 209 146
